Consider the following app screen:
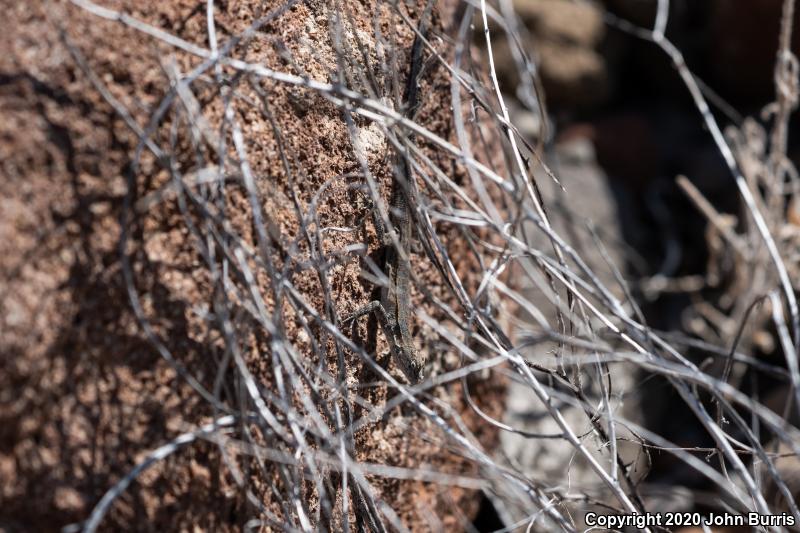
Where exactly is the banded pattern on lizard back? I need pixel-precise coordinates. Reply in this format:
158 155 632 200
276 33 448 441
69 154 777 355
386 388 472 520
343 3 432 384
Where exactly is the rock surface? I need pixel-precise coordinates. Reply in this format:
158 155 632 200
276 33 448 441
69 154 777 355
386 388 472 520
0 1 506 530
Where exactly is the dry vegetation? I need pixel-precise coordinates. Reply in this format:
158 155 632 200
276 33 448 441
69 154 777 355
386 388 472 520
2 0 800 531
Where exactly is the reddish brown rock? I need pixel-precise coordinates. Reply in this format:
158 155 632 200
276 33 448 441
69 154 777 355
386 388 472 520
0 1 506 530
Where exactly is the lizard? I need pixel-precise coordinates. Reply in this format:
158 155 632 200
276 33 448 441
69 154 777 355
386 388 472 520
344 6 432 384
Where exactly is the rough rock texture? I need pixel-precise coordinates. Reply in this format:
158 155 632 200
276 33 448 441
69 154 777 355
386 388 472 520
0 1 505 530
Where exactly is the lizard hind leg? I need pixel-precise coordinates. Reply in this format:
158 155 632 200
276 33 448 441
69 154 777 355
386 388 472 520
342 301 422 384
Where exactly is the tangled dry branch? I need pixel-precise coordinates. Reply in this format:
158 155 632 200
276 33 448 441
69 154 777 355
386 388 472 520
47 0 800 530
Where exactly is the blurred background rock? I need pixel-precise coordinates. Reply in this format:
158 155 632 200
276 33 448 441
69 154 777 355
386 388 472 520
483 0 800 527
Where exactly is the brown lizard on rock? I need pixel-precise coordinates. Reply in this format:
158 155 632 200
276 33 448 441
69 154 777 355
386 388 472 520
344 5 432 384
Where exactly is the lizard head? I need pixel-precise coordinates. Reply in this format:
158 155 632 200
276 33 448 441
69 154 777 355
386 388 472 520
398 353 426 385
